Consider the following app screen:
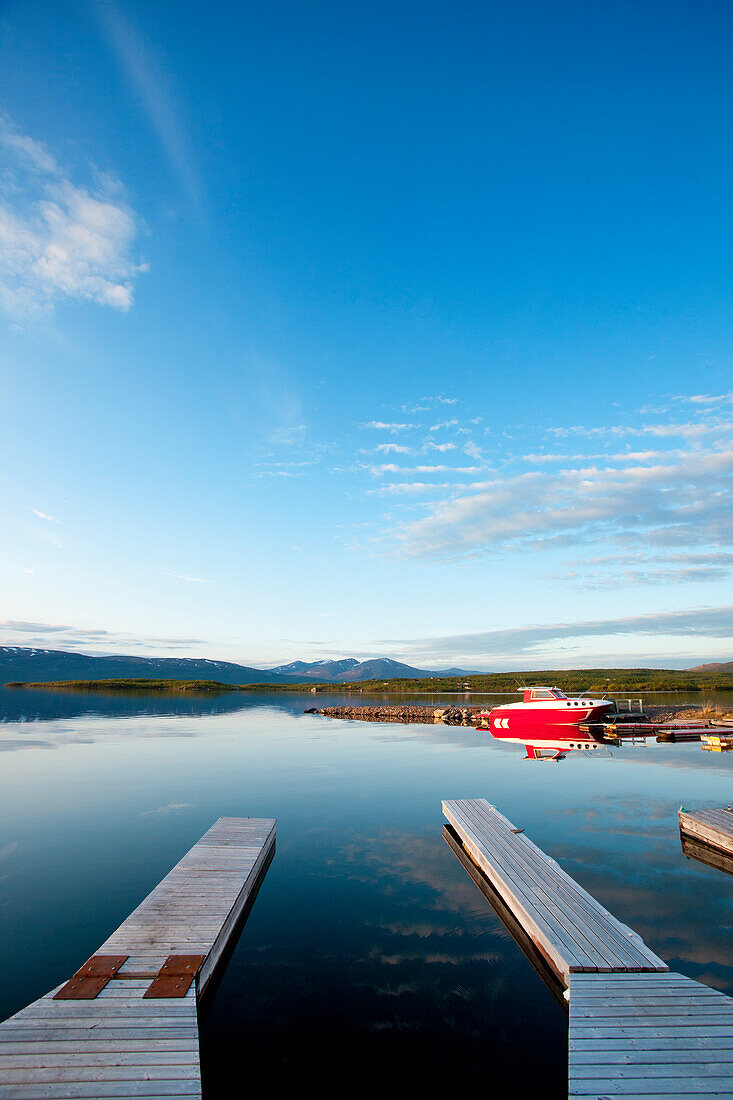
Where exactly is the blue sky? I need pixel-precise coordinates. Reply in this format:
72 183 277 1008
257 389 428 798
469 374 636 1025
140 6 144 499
1 0 732 670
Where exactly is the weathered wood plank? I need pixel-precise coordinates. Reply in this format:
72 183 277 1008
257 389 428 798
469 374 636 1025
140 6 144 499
0 1082 202 1098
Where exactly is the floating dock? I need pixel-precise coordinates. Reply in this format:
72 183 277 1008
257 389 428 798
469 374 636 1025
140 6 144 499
443 798 733 1099
679 806 733 856
0 816 276 1098
579 720 713 744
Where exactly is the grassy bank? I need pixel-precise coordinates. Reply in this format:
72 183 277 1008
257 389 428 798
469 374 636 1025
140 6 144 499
5 678 239 693
240 667 733 693
6 666 733 694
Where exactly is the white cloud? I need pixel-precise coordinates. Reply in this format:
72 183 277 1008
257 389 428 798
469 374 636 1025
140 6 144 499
369 481 459 496
679 392 733 406
425 441 456 453
547 420 726 441
362 421 415 432
393 450 733 560
401 395 459 413
0 116 146 316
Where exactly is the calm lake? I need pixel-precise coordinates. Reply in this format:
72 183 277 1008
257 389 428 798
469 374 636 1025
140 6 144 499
1 687 732 1096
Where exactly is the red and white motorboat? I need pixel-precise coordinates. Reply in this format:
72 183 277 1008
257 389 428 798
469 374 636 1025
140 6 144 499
477 686 616 741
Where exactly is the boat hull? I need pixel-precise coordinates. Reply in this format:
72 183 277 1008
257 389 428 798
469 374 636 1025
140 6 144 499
485 701 615 740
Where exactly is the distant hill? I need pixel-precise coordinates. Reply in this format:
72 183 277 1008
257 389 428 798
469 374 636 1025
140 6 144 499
0 647 477 686
688 660 733 672
271 657 478 682
0 647 290 686
269 658 361 680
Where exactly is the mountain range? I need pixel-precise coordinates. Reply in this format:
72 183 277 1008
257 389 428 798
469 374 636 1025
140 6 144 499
0 647 476 685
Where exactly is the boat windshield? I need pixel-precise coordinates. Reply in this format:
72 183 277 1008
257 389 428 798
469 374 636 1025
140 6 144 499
551 689 567 699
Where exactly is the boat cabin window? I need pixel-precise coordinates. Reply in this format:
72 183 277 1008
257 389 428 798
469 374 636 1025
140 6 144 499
529 689 555 700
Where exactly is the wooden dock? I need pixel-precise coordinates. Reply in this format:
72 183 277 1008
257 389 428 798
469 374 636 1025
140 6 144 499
443 798 733 1099
0 816 275 1098
679 806 733 857
442 799 667 983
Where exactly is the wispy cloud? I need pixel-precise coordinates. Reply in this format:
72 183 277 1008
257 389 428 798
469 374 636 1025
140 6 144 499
549 552 733 589
401 395 459 413
30 508 61 523
547 420 725 440
374 443 413 454
394 450 733 560
347 393 733 599
165 571 209 584
0 114 146 316
93 0 203 212
361 421 415 432
381 605 733 665
0 619 207 655
677 392 733 406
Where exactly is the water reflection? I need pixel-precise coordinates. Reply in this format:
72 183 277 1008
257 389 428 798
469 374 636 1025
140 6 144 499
502 731 611 761
681 834 733 879
0 687 731 1097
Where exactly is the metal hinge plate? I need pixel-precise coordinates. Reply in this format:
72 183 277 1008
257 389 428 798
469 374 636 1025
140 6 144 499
143 954 205 998
53 955 129 1000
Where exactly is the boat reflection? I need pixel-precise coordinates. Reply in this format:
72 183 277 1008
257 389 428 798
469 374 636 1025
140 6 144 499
504 731 609 761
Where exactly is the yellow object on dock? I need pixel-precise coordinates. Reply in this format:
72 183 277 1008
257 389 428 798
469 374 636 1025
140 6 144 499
701 733 733 751
0 816 276 1098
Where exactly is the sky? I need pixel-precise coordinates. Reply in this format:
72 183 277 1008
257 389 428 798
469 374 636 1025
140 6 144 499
0 0 732 671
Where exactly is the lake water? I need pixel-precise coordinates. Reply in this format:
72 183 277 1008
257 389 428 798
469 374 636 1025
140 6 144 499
1 687 732 1096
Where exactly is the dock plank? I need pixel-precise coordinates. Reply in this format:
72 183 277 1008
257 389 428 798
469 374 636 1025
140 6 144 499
0 816 275 1098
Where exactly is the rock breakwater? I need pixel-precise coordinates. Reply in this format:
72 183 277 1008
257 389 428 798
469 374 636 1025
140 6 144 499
304 704 485 725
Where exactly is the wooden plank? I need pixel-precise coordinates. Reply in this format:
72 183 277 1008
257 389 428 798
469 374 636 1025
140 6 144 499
0 1055 201 1069
0 816 275 1097
0 1066 200 1082
0 1083 202 1098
